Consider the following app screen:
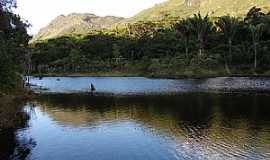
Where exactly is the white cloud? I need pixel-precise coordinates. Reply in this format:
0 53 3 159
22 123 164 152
15 0 166 34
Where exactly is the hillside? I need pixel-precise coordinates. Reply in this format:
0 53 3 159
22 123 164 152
33 13 124 41
126 0 270 22
33 0 270 41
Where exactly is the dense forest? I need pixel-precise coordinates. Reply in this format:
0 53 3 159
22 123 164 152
31 7 270 77
0 0 30 94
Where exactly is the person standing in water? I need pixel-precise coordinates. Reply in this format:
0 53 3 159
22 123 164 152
90 83 96 95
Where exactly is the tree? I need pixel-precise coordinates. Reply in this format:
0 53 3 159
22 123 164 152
175 19 192 59
189 13 212 58
245 7 266 25
28 7 270 76
215 16 239 73
69 49 81 71
0 0 30 92
249 23 265 70
128 21 158 39
0 0 16 32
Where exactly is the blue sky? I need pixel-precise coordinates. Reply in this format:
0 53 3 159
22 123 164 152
16 0 166 34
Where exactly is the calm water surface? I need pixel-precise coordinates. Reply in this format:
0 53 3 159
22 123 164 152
14 93 270 160
29 76 196 94
3 77 270 159
29 76 270 94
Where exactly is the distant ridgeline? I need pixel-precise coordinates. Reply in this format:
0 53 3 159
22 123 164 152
126 0 270 23
30 0 270 77
32 0 270 41
32 14 124 41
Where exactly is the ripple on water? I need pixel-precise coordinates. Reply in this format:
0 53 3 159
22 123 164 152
12 89 270 160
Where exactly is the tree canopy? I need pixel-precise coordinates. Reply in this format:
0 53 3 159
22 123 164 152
31 7 270 77
0 0 30 93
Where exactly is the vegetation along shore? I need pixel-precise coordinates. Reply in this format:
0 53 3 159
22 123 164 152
31 7 270 78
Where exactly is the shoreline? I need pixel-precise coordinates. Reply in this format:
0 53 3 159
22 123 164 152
33 91 270 97
30 73 270 79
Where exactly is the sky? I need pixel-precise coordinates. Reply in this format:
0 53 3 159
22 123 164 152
15 0 167 34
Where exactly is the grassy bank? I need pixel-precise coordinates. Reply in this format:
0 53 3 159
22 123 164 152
31 59 270 79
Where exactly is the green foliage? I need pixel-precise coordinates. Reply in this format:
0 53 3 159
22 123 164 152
188 13 212 56
0 2 30 93
250 23 265 43
249 23 265 69
215 16 240 73
215 16 239 42
31 7 270 76
174 18 192 58
112 43 121 58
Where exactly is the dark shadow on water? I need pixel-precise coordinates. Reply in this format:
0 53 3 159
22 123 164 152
0 99 36 160
0 131 36 160
35 92 270 128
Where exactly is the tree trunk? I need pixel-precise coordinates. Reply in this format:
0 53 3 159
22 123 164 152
254 42 257 70
199 48 202 57
185 38 189 59
228 39 232 62
198 35 203 58
224 48 230 74
225 39 232 74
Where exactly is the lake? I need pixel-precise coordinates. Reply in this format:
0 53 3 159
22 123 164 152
3 77 270 159
29 76 270 94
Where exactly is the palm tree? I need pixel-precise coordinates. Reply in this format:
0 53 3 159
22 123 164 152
189 13 212 58
215 16 239 73
129 21 157 39
249 23 265 70
175 19 192 59
245 7 265 25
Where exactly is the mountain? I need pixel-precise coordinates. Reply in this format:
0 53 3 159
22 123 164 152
33 13 124 41
126 0 270 22
33 0 270 41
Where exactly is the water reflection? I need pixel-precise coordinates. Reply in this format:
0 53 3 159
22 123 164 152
19 93 270 160
0 99 35 160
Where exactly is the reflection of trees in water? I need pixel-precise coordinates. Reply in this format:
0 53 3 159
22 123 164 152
0 98 36 160
35 94 213 128
35 93 270 159
0 131 36 160
35 93 270 126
